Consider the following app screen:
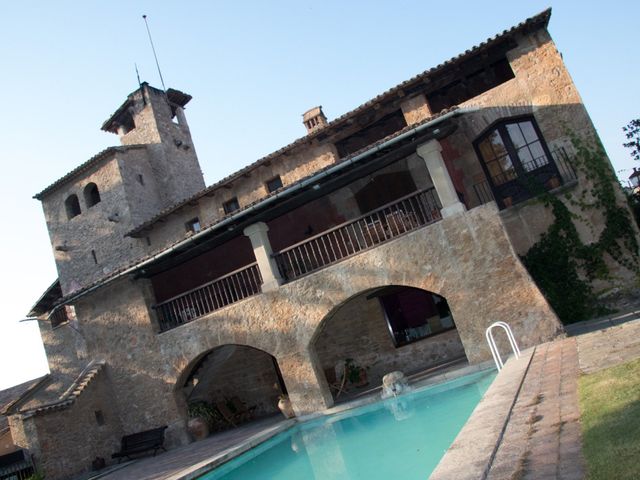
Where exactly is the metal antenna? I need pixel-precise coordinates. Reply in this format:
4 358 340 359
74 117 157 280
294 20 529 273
142 14 167 92
135 63 146 105
135 62 142 86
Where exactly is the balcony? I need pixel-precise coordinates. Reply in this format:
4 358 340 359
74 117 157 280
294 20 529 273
154 263 262 332
472 147 577 208
273 188 442 281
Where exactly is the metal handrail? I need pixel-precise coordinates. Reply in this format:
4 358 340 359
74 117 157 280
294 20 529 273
485 321 521 371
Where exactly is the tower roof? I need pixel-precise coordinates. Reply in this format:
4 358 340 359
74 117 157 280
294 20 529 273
101 82 192 134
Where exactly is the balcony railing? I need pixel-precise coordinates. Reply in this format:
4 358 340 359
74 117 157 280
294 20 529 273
473 146 578 206
154 263 262 332
273 188 442 282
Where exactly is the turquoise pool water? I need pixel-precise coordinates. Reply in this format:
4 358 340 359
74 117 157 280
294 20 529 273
200 370 496 480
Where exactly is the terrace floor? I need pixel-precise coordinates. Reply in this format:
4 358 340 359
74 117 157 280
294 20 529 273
87 311 640 480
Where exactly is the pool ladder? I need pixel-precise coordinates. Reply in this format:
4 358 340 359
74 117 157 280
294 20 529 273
485 321 521 371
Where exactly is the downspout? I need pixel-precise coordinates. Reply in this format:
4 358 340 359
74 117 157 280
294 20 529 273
57 107 475 307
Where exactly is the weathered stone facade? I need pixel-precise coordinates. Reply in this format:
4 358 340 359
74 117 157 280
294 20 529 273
10 10 638 480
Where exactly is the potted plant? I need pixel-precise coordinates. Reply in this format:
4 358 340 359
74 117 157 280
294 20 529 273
187 401 217 441
277 394 296 419
345 358 369 388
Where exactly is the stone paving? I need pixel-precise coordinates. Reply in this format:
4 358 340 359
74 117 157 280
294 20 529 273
572 315 640 374
91 416 291 480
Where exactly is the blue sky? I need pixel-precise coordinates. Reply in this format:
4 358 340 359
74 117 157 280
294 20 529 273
1 1 638 389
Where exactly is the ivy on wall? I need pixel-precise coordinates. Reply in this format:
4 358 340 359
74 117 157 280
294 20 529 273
521 134 639 324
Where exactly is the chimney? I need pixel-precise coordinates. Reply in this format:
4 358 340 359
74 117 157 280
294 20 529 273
302 106 328 134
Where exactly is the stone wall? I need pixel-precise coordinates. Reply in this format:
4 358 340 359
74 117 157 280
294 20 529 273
155 204 561 418
40 150 148 296
28 373 123 480
314 291 466 390
119 85 205 209
187 345 283 417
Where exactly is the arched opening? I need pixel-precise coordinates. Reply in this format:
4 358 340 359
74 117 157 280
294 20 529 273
178 345 287 434
83 183 101 207
312 286 467 402
64 194 81 219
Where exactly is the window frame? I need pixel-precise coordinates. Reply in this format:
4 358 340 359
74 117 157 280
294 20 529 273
185 217 201 234
473 115 561 209
378 288 457 348
265 175 283 194
223 197 240 215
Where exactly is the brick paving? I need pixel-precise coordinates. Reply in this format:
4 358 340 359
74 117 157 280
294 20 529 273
487 339 584 480
487 315 640 480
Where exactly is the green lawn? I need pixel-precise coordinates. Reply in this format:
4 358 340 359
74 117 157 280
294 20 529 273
578 357 640 480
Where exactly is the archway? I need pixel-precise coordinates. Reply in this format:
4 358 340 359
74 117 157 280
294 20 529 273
177 344 287 432
311 285 467 401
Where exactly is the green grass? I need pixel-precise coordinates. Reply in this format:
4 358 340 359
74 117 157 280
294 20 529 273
578 357 640 480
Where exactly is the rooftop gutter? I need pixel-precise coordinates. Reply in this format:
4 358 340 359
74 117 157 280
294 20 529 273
55 107 474 308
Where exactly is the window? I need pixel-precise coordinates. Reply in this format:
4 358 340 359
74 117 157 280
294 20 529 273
185 217 201 234
223 197 240 215
83 183 101 207
474 116 560 208
65 194 81 219
379 288 455 347
137 174 145 186
94 410 105 426
265 175 283 193
91 249 98 264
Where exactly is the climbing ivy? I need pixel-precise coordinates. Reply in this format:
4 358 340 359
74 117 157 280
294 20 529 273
521 134 639 324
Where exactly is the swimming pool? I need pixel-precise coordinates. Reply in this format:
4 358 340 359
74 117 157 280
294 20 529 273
199 369 496 480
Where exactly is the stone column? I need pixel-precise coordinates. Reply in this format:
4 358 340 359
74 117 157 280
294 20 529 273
416 140 467 218
243 222 283 292
278 350 333 415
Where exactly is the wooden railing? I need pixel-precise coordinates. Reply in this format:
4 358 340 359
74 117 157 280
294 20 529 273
154 263 262 332
273 188 442 282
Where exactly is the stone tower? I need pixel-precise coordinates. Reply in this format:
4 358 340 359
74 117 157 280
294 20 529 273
35 83 206 295
101 82 205 208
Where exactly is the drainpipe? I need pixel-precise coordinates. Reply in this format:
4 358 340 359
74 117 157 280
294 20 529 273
57 107 476 307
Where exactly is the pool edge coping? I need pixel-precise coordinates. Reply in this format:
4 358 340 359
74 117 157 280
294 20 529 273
429 347 536 480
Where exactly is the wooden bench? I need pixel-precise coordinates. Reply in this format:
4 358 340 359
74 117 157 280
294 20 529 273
112 426 168 462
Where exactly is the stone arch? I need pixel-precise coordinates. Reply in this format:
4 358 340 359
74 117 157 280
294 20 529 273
173 343 287 431
309 284 467 401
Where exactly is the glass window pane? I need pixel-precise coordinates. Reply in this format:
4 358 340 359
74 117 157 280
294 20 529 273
478 138 496 162
498 154 514 172
486 160 503 179
519 121 538 144
529 141 548 166
506 123 527 149
517 146 533 169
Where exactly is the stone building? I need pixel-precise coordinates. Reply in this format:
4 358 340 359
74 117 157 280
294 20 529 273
4 9 637 479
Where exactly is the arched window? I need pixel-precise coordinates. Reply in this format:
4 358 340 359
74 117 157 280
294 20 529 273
65 194 81 220
83 183 101 207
